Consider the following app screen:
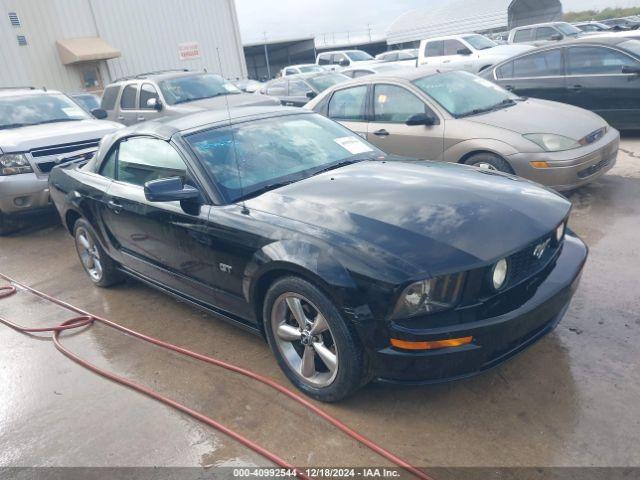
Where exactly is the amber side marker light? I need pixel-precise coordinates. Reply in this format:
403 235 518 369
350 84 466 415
530 161 550 168
391 336 473 351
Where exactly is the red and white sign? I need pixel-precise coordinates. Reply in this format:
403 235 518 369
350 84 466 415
178 42 200 60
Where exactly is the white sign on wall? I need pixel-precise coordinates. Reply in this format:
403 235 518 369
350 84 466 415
178 42 200 60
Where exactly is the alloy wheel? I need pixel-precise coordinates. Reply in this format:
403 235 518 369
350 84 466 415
475 162 498 171
271 293 339 387
75 226 103 282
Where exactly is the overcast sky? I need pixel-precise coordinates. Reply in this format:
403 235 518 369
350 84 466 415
235 0 640 44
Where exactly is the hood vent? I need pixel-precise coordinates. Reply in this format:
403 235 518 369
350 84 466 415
8 12 20 27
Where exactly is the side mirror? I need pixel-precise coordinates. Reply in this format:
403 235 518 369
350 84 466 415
91 108 108 119
339 58 350 67
144 177 200 202
146 98 162 111
550 33 563 41
306 91 317 99
405 113 437 126
457 47 472 55
622 65 640 74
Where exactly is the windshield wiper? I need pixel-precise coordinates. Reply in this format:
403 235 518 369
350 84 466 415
174 91 240 105
0 123 29 130
235 180 297 202
311 157 368 176
459 98 517 117
33 118 82 125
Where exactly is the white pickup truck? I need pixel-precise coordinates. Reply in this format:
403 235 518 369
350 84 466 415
418 34 534 73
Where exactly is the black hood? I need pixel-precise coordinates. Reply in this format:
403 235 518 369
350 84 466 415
245 160 571 277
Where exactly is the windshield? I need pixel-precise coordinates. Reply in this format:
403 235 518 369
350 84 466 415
397 50 418 60
346 51 373 61
298 65 325 73
0 93 90 129
413 71 517 118
556 23 581 36
307 73 349 92
185 113 383 203
73 94 100 112
463 35 497 50
159 74 241 105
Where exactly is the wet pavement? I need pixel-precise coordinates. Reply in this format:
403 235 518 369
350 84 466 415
0 137 639 473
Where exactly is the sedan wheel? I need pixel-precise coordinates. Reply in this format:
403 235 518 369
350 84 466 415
263 276 371 402
271 293 339 387
464 152 514 174
75 225 103 282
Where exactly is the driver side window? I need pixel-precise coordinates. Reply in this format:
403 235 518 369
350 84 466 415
373 84 428 123
100 137 187 187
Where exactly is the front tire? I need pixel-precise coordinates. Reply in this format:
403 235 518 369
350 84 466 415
463 152 514 174
263 276 370 402
73 218 123 287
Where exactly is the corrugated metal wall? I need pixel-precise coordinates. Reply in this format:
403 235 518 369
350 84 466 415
0 0 247 91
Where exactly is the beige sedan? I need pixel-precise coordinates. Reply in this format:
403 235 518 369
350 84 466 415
305 68 619 191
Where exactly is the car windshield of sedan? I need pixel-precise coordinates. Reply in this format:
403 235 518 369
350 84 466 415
298 65 325 73
185 113 383 202
413 71 518 118
159 74 241 105
0 94 90 130
346 51 374 61
463 35 497 50
307 73 350 92
556 23 581 36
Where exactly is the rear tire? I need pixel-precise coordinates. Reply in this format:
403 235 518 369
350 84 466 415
263 276 371 402
73 218 123 287
463 152 514 174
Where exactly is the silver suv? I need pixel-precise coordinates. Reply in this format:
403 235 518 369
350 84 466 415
0 87 122 234
101 69 280 125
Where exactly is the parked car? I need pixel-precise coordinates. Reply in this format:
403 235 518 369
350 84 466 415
234 79 264 93
375 49 418 66
573 21 611 33
508 22 583 44
600 17 640 31
0 87 122 235
281 64 326 76
69 92 101 114
49 105 587 401
101 69 279 125
342 63 414 78
305 68 619 191
418 34 534 72
258 72 349 106
479 37 640 130
316 50 377 71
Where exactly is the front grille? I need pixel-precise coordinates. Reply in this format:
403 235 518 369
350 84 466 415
578 156 611 179
36 150 96 173
506 234 559 288
31 139 100 158
31 140 100 173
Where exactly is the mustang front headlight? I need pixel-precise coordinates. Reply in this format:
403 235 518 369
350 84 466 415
392 273 465 319
556 222 566 242
0 154 33 176
523 133 580 152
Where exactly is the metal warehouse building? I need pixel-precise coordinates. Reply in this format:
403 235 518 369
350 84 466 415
387 0 562 45
0 0 247 92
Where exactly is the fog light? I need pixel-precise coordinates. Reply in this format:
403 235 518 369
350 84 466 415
530 161 550 168
13 196 29 207
492 258 508 290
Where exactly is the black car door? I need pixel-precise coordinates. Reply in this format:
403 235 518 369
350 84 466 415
493 47 566 101
100 135 220 305
565 45 640 129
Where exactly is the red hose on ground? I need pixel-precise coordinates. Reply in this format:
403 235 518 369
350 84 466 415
0 272 434 480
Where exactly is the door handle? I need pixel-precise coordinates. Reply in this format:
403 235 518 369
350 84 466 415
568 84 583 91
137 116 145 122
442 60 451 64
372 129 390 137
504 84 514 91
107 200 122 214
117 115 125 121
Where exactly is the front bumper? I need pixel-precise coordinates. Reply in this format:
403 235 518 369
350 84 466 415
508 127 619 191
371 233 587 384
0 173 54 217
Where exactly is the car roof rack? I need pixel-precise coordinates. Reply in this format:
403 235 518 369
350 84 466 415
113 69 191 83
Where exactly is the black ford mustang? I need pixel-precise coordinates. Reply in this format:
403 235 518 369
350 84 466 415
49 107 587 402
